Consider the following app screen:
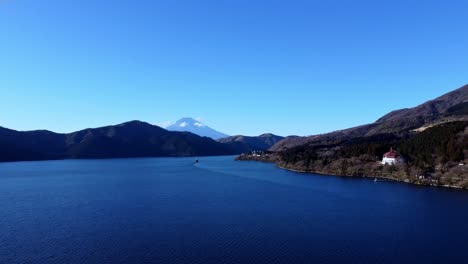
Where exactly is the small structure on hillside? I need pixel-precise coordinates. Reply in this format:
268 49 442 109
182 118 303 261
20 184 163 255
381 148 403 165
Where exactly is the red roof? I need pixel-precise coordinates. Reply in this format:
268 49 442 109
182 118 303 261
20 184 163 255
383 149 399 159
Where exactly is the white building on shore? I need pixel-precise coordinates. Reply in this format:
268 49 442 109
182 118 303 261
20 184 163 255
381 148 402 165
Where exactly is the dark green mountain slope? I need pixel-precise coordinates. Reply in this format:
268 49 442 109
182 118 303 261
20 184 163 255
0 121 237 162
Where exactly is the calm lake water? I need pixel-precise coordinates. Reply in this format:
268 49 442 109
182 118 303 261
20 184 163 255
1 156 467 264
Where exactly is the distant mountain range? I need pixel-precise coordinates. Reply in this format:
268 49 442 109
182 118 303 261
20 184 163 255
0 120 280 162
166 118 229 140
219 134 285 153
1 85 466 165
0 121 236 162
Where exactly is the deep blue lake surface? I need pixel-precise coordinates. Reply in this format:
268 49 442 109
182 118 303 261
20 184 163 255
1 156 467 264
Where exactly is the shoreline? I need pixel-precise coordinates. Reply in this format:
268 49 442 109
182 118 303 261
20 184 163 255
238 156 467 191
278 164 466 190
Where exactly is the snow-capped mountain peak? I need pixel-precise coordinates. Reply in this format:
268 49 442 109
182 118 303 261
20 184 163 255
166 118 229 140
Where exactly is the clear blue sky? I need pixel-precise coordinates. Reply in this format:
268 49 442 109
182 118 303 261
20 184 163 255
0 0 467 136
